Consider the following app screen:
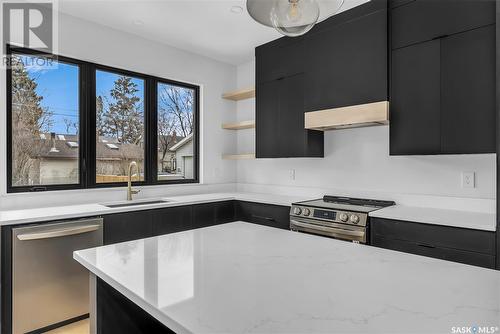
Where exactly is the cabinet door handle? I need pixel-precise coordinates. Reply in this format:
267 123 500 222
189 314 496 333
432 34 449 40
251 214 275 222
17 224 101 241
416 243 436 249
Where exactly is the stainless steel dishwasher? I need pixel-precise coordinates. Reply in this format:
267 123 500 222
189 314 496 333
12 218 103 334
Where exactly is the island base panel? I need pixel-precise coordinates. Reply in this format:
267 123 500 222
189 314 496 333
97 279 174 334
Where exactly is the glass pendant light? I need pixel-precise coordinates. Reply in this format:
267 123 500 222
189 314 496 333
247 0 344 37
270 0 319 37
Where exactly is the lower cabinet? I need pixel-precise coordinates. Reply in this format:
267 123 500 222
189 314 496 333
370 218 496 269
151 206 192 236
104 210 153 245
235 201 290 230
104 201 236 244
104 201 293 245
191 201 235 229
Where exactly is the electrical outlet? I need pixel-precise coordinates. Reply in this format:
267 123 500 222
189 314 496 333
461 172 475 189
289 169 296 181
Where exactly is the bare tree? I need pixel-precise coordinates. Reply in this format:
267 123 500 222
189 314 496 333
63 118 78 134
157 85 194 172
11 56 53 185
157 109 176 169
158 85 194 137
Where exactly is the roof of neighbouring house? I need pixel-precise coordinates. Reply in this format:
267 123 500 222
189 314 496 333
36 134 143 160
170 133 193 151
36 133 187 160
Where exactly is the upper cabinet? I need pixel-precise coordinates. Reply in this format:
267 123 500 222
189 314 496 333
256 73 324 158
255 0 495 157
304 8 388 112
390 0 496 155
391 0 495 49
256 38 305 85
255 0 387 158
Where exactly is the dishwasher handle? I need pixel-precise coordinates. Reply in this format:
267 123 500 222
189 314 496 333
17 224 101 241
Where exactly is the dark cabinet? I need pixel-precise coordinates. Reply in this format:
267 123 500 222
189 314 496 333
391 0 495 49
390 12 495 155
215 201 236 224
389 0 414 9
235 201 290 230
371 218 496 268
151 206 192 236
254 1 387 159
192 203 217 229
440 26 496 154
97 279 174 334
390 40 441 155
192 201 235 229
255 79 280 158
304 8 387 112
105 201 235 243
371 236 495 269
256 74 323 158
104 211 152 245
256 39 305 84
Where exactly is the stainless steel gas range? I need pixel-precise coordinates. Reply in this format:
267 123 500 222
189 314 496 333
290 196 395 244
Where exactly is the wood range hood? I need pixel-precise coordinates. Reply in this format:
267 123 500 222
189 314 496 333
304 101 389 131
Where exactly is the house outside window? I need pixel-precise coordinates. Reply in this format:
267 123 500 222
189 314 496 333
7 46 199 193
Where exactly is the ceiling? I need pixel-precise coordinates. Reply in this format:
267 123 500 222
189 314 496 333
58 0 370 65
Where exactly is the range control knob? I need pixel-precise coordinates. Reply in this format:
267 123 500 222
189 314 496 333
350 214 360 224
303 208 311 216
293 207 302 215
339 213 349 222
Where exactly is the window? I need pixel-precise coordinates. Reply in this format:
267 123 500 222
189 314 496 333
157 82 196 181
95 70 145 183
10 53 80 188
7 46 199 192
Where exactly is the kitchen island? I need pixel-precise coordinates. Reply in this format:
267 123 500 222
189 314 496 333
74 222 500 334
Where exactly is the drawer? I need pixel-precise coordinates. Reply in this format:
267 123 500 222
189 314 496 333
391 0 495 49
371 218 495 255
372 236 496 269
235 201 290 230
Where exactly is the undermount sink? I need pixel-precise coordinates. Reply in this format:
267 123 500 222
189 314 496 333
102 199 172 208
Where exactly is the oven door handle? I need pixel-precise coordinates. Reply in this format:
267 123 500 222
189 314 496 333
290 220 365 237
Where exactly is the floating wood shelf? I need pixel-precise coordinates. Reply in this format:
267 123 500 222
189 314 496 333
222 153 255 160
222 87 255 101
222 120 255 130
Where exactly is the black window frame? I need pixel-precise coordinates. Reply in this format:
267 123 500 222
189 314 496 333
6 45 200 193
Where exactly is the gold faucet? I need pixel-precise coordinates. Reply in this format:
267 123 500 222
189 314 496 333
127 161 141 201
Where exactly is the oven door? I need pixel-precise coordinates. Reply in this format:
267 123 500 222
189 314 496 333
290 217 367 243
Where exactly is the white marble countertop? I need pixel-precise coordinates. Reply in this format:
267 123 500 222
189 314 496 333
0 192 305 226
74 222 500 334
369 205 497 232
0 192 495 231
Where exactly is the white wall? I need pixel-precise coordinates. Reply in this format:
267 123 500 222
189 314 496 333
0 14 496 211
236 60 496 208
0 12 238 209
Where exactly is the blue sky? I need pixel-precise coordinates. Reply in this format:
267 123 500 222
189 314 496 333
22 56 144 135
